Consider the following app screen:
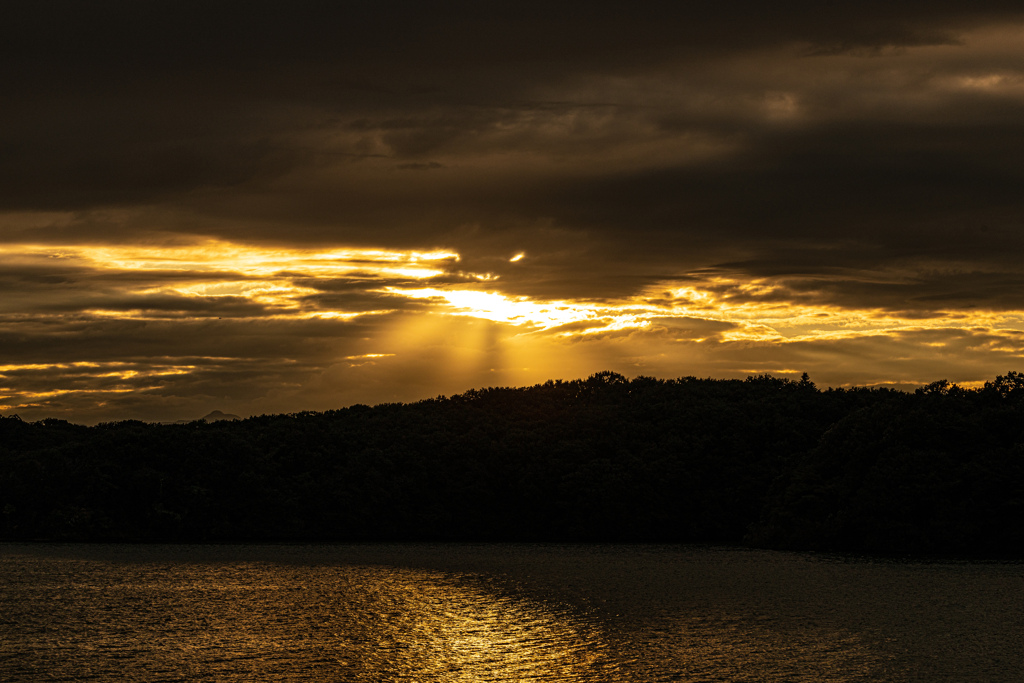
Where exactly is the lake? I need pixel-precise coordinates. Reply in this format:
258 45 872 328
1 543 1021 681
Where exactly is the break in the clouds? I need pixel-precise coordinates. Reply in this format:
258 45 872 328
3 2 1024 422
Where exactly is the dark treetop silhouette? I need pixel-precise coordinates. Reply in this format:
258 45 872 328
3 371 1024 556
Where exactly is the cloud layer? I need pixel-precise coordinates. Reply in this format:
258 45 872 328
3 2 1024 421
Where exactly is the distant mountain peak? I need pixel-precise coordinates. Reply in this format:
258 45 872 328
201 410 241 422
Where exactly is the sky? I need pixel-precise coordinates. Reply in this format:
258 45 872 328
4 1 1024 423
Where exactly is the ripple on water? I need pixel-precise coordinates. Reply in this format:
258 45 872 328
1 544 1021 682
1 552 625 682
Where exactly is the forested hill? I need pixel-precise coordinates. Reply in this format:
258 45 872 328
3 371 1024 556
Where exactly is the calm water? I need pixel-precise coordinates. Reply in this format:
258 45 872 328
1 544 1021 682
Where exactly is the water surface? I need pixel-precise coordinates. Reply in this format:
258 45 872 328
1 544 1021 681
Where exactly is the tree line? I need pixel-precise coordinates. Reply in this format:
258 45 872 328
3 371 1024 556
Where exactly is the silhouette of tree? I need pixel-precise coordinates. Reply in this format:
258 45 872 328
3 371 1024 555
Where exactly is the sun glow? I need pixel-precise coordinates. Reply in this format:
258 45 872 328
4 237 1023 420
0 240 463 320
0 241 459 298
387 287 652 334
48 242 461 277
4 237 1014 339
0 360 205 411
0 361 199 378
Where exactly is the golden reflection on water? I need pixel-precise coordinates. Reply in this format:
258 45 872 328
9 545 1016 682
335 567 625 682
0 554 627 682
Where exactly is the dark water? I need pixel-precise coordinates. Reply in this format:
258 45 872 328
1 544 1021 682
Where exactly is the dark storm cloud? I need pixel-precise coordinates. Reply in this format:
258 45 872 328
0 309 500 423
42 294 271 317
0 315 381 365
7 2 1021 77
0 356 324 423
537 113 1024 248
5 2 1024 421
5 1 1023 214
694 265 1024 314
